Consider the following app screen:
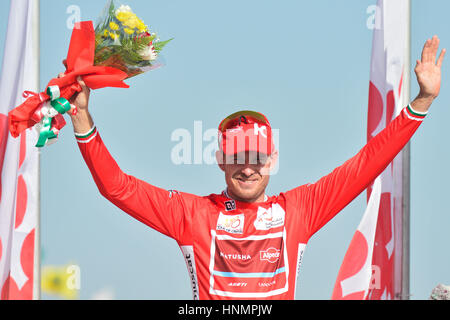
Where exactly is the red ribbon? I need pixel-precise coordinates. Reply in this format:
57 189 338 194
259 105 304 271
8 21 129 138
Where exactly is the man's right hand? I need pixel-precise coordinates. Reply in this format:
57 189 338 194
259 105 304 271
59 60 94 134
59 59 91 112
70 76 91 113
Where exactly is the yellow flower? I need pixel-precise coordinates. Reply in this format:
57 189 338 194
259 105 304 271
116 11 132 22
109 32 119 40
109 21 119 31
103 29 109 37
137 20 148 33
114 6 147 35
124 28 135 35
123 14 139 29
138 26 148 33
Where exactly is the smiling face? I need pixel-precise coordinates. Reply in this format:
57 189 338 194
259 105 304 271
216 150 278 203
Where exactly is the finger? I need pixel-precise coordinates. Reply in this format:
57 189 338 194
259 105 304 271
57 72 65 78
77 76 90 94
437 48 446 67
415 59 421 69
421 39 431 62
431 35 440 63
77 76 87 88
424 37 438 63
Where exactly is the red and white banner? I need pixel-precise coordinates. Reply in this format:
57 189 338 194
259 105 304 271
332 0 409 300
0 0 39 300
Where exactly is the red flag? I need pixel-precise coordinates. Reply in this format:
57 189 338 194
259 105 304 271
0 0 40 300
332 0 409 300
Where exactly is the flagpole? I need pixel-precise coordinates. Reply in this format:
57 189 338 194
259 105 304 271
32 0 41 301
401 0 411 301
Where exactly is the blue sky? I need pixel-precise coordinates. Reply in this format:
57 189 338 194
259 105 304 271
1 0 450 300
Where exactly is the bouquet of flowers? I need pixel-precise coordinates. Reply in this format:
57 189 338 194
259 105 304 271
94 2 172 78
8 0 172 147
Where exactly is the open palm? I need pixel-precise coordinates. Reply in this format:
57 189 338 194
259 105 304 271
415 35 446 99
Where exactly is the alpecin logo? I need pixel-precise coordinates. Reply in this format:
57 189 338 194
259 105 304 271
259 248 280 263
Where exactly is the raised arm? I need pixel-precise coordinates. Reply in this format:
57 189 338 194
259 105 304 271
62 70 195 242
286 36 445 238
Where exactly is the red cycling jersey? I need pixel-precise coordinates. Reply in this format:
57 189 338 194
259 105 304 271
75 105 426 300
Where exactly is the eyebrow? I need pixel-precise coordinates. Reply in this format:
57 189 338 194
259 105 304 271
225 154 269 165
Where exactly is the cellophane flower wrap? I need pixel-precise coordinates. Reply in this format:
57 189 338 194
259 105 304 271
8 0 172 148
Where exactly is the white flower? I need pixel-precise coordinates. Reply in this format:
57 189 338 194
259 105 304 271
115 5 132 15
139 45 157 61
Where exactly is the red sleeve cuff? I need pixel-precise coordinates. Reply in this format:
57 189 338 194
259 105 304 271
75 126 98 143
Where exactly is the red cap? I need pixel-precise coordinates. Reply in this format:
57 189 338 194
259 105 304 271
218 110 274 155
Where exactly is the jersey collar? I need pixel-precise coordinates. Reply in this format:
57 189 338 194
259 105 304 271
223 188 269 202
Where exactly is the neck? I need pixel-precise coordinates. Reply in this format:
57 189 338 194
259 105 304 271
225 188 267 203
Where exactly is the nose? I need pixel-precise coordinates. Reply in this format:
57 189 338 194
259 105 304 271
240 166 256 177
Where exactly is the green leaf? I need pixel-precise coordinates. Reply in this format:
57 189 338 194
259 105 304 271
153 38 174 53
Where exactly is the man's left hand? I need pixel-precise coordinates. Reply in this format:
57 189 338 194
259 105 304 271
412 35 446 112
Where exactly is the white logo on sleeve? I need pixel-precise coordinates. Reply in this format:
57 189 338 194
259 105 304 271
254 204 285 230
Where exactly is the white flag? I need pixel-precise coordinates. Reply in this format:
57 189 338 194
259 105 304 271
0 0 39 300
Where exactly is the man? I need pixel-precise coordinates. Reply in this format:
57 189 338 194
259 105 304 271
63 36 445 299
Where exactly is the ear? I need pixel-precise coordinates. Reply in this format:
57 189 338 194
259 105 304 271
216 150 225 172
269 150 279 171
261 150 279 176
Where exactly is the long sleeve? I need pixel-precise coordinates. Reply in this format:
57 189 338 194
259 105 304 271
75 127 196 242
284 105 426 239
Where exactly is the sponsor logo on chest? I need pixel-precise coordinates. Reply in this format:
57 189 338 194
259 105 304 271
220 252 251 261
254 204 285 230
216 212 244 234
259 247 281 263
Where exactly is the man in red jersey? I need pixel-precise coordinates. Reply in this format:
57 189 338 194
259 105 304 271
62 36 444 299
